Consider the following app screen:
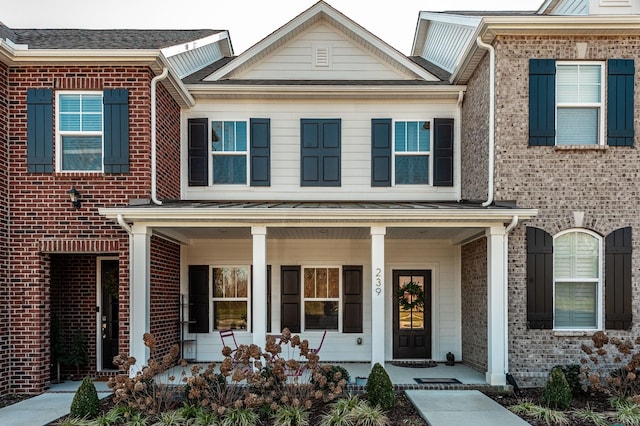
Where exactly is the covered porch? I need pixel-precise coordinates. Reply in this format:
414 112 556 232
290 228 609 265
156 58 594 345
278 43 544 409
100 201 536 386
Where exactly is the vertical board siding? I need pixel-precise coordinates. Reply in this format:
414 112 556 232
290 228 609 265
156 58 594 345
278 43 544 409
529 59 557 146
371 119 392 187
103 88 130 173
250 118 271 186
26 88 54 173
607 59 635 147
188 118 209 186
433 118 454 186
188 265 210 333
421 21 476 73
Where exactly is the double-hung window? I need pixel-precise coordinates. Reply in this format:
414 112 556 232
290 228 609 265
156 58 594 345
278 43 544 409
394 121 430 184
553 230 601 329
212 266 250 330
57 92 103 171
303 267 340 331
556 63 604 146
211 121 247 184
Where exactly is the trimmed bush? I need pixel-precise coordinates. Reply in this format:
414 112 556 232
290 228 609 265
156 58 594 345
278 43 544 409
70 376 100 418
542 366 572 409
555 364 582 396
365 363 396 411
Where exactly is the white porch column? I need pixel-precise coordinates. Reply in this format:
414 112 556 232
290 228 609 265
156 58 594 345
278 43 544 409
486 225 508 386
370 226 386 367
252 226 267 350
130 224 151 375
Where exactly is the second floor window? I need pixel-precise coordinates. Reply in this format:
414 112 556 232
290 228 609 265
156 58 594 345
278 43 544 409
57 92 103 171
556 63 604 146
212 121 247 184
395 121 430 184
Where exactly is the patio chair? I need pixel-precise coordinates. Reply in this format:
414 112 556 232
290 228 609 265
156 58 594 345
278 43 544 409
219 328 239 352
309 330 326 355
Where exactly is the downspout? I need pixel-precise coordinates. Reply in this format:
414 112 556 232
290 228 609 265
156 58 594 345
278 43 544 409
476 37 495 207
150 67 169 205
117 214 132 235
456 90 464 202
503 214 518 378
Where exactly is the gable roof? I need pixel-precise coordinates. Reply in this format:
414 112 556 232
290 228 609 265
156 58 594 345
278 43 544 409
1 26 224 50
203 1 440 83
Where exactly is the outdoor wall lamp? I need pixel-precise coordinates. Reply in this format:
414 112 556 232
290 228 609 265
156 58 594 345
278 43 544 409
67 187 81 209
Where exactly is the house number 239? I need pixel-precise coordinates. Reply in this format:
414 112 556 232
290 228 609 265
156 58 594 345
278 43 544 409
375 268 382 295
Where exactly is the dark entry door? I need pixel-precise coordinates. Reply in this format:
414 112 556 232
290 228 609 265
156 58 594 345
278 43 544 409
100 259 119 370
393 270 431 359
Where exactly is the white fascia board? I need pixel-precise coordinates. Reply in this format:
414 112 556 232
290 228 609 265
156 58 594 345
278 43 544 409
99 206 538 224
186 83 467 100
480 14 640 33
205 1 439 82
161 31 231 58
418 12 483 28
0 40 15 65
7 48 163 64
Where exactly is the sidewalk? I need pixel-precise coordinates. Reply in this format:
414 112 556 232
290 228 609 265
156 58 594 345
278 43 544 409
407 390 530 426
0 380 112 426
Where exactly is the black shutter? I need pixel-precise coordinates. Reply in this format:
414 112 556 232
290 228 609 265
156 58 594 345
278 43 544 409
529 59 556 146
188 118 208 186
527 227 554 329
250 118 271 186
343 265 363 333
301 119 341 186
267 265 272 333
188 265 209 333
281 266 301 333
103 89 130 173
27 88 53 173
607 59 635 147
371 119 392 187
605 227 632 330
433 118 454 186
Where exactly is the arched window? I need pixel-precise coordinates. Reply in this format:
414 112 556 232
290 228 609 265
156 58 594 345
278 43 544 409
553 230 602 329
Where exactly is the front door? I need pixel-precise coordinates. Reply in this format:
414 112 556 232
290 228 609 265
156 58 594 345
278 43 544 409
99 258 119 370
393 270 431 359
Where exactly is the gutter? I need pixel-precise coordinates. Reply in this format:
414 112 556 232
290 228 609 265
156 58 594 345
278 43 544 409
456 90 464 202
476 37 495 207
150 67 169 205
117 214 132 234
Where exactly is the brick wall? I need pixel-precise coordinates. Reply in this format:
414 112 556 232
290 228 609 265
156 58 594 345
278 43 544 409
488 35 640 385
5 65 182 393
0 61 8 395
461 237 488 373
461 53 490 201
155 82 182 200
149 236 181 360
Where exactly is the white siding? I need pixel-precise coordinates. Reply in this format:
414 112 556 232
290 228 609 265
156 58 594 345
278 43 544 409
168 42 224 79
237 23 409 80
183 99 459 202
184 238 461 363
550 0 589 14
421 21 476 73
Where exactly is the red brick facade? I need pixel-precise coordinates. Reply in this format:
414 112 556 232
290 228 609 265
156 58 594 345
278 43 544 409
3 65 183 393
0 61 9 395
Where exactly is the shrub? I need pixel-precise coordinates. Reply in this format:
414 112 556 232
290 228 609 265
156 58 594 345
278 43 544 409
350 400 390 426
555 364 582 396
542 366 572 409
365 363 395 411
272 404 310 426
70 376 100 419
314 365 350 389
221 407 260 426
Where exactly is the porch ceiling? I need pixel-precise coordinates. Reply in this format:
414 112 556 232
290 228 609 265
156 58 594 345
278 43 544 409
153 225 485 243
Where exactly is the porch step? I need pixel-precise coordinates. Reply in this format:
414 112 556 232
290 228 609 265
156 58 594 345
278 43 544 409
406 390 529 426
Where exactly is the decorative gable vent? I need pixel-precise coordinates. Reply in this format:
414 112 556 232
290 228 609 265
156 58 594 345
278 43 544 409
313 44 331 67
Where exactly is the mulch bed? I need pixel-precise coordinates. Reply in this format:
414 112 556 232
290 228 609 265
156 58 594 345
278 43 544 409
489 387 612 426
0 393 30 409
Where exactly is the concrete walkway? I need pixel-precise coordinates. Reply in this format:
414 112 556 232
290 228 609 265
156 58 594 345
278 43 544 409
0 381 111 426
406 390 530 426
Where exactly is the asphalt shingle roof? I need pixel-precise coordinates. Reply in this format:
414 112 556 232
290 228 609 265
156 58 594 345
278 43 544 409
0 24 223 49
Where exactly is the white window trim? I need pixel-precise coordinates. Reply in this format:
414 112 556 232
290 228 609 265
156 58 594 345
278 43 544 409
301 265 342 332
392 119 432 186
555 61 605 146
552 228 603 331
55 90 104 173
211 265 251 331
210 119 250 187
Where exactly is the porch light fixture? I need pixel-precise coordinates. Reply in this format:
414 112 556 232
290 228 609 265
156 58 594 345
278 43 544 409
67 187 81 210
